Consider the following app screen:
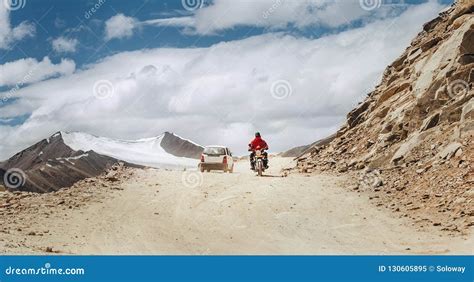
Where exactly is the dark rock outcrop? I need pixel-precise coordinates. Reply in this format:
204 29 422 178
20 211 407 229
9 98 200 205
160 132 204 159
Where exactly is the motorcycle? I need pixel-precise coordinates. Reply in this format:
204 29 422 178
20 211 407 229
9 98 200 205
251 148 267 177
254 149 265 176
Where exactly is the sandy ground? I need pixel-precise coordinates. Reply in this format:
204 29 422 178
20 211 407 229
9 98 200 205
1 157 472 254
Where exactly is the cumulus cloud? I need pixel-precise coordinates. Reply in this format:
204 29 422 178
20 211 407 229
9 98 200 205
0 57 76 87
105 14 137 40
0 3 35 49
0 1 443 160
52 37 79 53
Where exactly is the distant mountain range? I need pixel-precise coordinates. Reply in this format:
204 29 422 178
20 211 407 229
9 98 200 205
0 131 203 193
281 134 336 158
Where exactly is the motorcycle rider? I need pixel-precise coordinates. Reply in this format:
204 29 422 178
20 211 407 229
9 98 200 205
248 132 269 170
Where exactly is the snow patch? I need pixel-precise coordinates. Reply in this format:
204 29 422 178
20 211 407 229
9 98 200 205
66 153 89 160
61 132 199 168
167 132 203 147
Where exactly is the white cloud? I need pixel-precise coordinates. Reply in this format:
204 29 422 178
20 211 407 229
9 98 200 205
191 0 364 33
143 16 195 27
109 14 195 37
145 0 412 34
0 1 443 160
0 57 76 87
0 3 35 49
52 37 79 53
105 13 137 40
111 0 425 37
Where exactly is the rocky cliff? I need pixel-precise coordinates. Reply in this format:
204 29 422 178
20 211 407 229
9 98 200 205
294 0 474 234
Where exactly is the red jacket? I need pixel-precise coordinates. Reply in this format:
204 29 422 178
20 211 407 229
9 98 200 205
249 136 268 151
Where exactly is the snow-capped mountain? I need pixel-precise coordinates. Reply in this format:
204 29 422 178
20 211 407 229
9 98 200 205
61 131 202 168
0 131 203 192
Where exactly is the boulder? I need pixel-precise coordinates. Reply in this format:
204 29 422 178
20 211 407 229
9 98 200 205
423 16 442 32
347 100 371 128
436 142 462 159
459 25 474 55
420 37 442 52
461 98 474 122
459 98 474 135
376 81 410 107
452 14 470 30
391 54 407 71
448 3 474 25
459 54 474 65
408 48 422 63
421 112 440 131
391 133 422 164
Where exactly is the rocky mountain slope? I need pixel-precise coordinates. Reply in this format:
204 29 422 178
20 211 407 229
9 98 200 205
281 134 336 158
0 131 203 193
293 0 473 233
160 132 204 159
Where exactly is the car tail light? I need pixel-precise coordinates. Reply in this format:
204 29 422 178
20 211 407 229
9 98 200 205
223 156 227 164
200 154 205 162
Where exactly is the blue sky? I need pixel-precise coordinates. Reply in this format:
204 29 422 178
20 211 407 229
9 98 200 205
3 0 453 67
0 0 454 158
3 0 256 66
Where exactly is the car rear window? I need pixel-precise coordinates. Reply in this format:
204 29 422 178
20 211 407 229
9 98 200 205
203 147 226 155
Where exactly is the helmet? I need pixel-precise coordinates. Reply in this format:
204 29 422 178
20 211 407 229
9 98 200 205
255 132 261 137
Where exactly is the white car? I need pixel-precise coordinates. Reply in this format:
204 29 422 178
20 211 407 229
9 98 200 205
199 146 234 173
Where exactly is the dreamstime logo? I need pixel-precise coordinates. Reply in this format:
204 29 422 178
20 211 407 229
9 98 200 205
93 79 115 99
5 262 85 276
1 92 12 105
2 68 35 104
3 0 26 11
181 0 203 11
359 0 382 11
270 80 292 100
3 168 26 189
262 0 283 20
447 79 469 99
359 169 383 190
181 170 203 188
84 0 106 19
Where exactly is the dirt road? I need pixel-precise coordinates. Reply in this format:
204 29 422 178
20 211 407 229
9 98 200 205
1 157 472 254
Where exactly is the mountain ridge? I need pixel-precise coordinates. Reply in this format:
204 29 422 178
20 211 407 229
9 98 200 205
0 131 203 193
